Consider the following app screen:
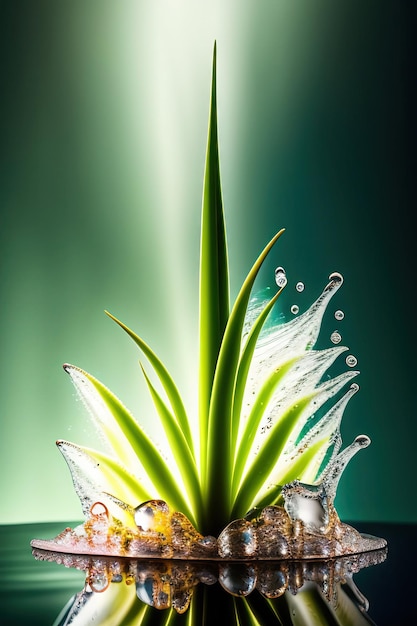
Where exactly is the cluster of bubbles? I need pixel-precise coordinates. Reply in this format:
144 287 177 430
274 267 357 366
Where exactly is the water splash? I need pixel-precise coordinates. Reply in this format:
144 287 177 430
32 269 384 563
239 273 353 473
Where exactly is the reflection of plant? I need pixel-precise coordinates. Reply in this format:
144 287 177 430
33 546 386 624
56 44 363 541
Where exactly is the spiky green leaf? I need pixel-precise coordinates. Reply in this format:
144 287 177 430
66 364 196 524
198 41 230 481
140 363 203 524
105 311 194 457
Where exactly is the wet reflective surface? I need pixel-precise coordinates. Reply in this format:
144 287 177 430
1 521 417 624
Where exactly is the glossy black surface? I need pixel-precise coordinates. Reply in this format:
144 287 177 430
0 521 416 625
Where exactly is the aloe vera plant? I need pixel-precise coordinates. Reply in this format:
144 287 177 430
32 44 385 565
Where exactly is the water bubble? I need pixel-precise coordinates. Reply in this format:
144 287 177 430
275 266 287 288
295 281 305 292
330 331 342 344
134 500 169 531
90 502 108 517
335 309 345 321
346 355 357 367
218 519 257 558
290 305 299 315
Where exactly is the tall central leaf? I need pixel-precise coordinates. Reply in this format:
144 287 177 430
198 42 229 486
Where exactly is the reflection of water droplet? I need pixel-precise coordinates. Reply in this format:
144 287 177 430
335 309 345 320
291 305 299 315
295 281 305 292
136 577 156 606
257 568 287 599
346 355 357 367
219 563 257 597
330 331 342 344
89 572 110 593
275 266 287 288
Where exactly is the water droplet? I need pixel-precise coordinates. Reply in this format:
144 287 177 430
290 305 299 315
282 481 329 533
217 519 257 558
355 434 371 447
330 331 342 344
328 271 344 286
275 266 287 288
335 309 345 321
346 355 357 367
134 500 169 531
295 281 305 292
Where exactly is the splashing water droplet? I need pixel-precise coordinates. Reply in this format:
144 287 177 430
295 281 305 292
335 309 345 321
328 272 344 286
290 305 299 315
330 331 342 344
275 266 287 288
346 355 357 367
355 434 371 447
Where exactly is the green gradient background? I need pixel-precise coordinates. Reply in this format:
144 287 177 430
0 1 415 525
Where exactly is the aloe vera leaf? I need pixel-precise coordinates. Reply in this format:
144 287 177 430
231 357 298 497
205 228 285 532
56 440 147 525
245 593 288 625
251 438 325 511
76 443 151 505
140 363 204 524
230 288 283 454
232 365 358 517
76 582 140 626
198 41 230 482
234 598 262 626
105 311 194 458
139 606 173 626
64 363 145 473
67 364 196 524
231 394 313 519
